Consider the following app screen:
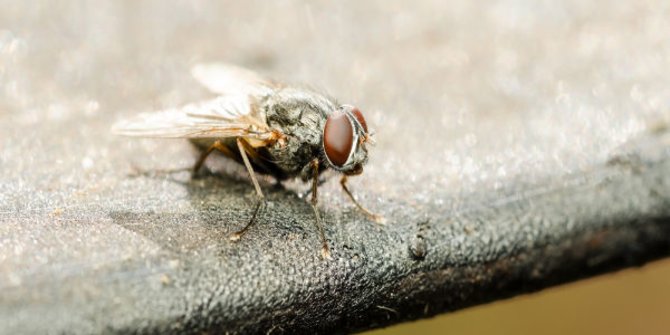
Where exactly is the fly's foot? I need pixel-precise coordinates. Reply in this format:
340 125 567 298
369 213 386 225
190 168 218 180
321 245 332 260
129 165 191 178
229 198 265 242
339 176 385 225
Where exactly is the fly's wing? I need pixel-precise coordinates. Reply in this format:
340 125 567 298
112 64 282 145
191 63 279 96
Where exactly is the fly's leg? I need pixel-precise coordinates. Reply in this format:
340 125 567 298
192 140 238 177
237 136 279 178
309 159 331 260
340 175 385 224
229 138 266 241
300 176 328 199
128 165 191 178
128 140 235 178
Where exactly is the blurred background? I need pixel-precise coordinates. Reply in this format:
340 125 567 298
370 259 670 334
2 1 669 334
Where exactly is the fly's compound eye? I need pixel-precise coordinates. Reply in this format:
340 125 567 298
324 110 354 167
350 106 368 133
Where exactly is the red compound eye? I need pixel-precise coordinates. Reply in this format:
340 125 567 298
323 110 354 167
350 106 368 133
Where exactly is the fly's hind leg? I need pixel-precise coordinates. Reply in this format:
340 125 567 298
192 140 238 177
340 175 385 224
128 165 191 178
127 140 234 178
229 137 266 241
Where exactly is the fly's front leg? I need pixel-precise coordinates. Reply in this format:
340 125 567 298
299 175 328 199
340 175 385 224
229 138 266 241
309 159 331 260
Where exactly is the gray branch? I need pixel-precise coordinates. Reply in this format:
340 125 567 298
3 129 669 335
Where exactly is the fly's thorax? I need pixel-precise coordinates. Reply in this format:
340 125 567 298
263 87 337 176
263 87 336 128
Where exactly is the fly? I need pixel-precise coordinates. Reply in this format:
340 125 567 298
112 63 382 259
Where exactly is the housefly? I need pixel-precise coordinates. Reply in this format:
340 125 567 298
112 63 382 259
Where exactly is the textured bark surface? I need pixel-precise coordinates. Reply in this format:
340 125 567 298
1 1 670 334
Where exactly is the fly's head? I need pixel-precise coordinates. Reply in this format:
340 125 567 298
322 105 372 175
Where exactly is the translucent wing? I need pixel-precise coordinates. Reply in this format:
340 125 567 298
112 94 278 143
113 64 284 143
191 63 280 96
